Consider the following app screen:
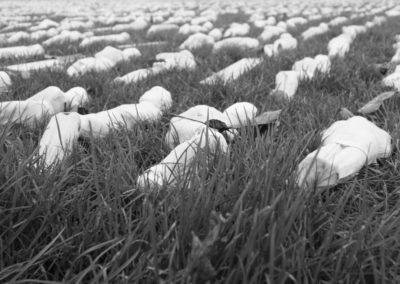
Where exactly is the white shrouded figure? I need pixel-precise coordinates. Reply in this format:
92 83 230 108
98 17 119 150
147 24 179 38
203 21 213 31
314 55 331 74
95 46 127 64
391 31 400 62
79 32 130 48
223 23 250 38
67 57 112 76
179 33 215 51
139 86 172 111
292 57 318 80
0 71 11 94
263 44 274 57
137 128 229 190
30 19 59 31
154 50 196 71
258 26 286 42
382 70 400 91
38 86 172 167
122 48 142 59
114 67 161 85
164 102 256 150
78 102 162 138
178 24 207 36
43 30 92 46
379 33 400 96
64 87 91 112
297 116 392 190
26 86 68 113
286 17 308 29
328 34 353 58
273 33 297 52
277 21 288 30
222 102 258 128
208 28 223 41
273 71 299 99
115 50 196 84
31 28 58 41
0 86 89 128
96 19 149 34
264 33 297 56
255 16 276 27
301 23 329 40
7 59 65 79
0 44 45 60
292 55 331 81
212 37 259 53
329 16 348 27
38 112 82 168
391 49 400 62
165 105 228 149
342 25 367 39
200 58 263 85
6 31 30 44
0 100 54 128
67 46 141 76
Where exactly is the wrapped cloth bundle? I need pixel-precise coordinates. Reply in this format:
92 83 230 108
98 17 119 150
165 102 257 149
137 128 229 189
43 30 93 46
139 101 263 190
213 37 259 53
67 46 141 76
273 70 299 99
178 24 208 36
258 26 286 42
208 28 223 41
114 50 196 84
301 23 329 40
147 24 179 39
79 32 130 48
292 54 331 80
297 116 392 190
0 86 89 128
38 86 171 167
0 44 44 60
223 23 250 38
264 33 297 56
200 58 263 85
7 59 66 79
179 33 215 51
0 71 11 94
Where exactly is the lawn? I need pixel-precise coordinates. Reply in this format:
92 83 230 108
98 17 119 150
1 2 400 283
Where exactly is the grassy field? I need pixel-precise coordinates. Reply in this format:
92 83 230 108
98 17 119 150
1 8 400 283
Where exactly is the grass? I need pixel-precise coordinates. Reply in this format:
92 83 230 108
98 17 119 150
1 7 400 283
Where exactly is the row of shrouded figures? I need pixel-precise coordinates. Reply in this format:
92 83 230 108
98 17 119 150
0 19 391 104
0 14 387 83
0 84 393 191
0 22 383 82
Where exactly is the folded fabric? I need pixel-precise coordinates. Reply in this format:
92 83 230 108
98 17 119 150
297 116 392 190
200 58 262 85
137 128 229 189
38 86 171 167
0 44 44 60
0 86 89 128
